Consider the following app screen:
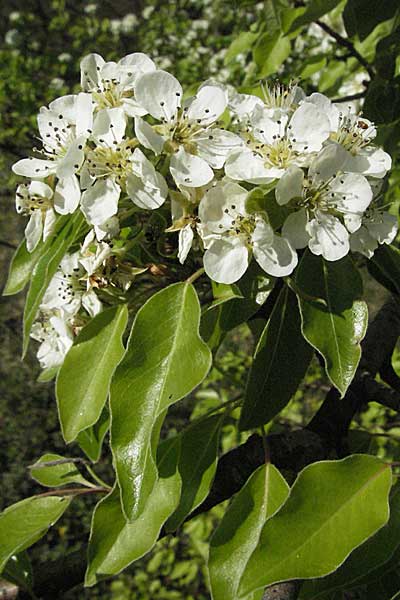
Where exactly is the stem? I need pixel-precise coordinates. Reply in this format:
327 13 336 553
84 464 111 490
315 19 375 79
33 486 109 498
186 267 205 285
331 91 367 103
260 425 271 464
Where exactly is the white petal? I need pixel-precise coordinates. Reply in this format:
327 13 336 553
92 107 126 145
305 93 340 130
250 106 288 145
135 70 182 121
228 90 264 118
56 137 86 179
119 53 156 84
203 237 249 284
345 147 392 179
122 98 148 117
43 208 57 241
253 231 298 277
54 175 81 214
307 213 350 261
198 180 248 234
12 158 56 178
276 166 304 205
126 171 168 209
28 180 53 199
75 92 94 136
367 212 398 244
187 84 227 124
309 143 348 183
196 129 243 169
25 211 43 252
48 94 77 123
94 216 120 241
290 103 330 152
350 226 377 258
178 225 194 264
134 117 165 154
170 147 214 187
329 172 372 233
82 290 102 317
282 209 310 249
225 149 276 184
81 179 121 225
80 53 105 91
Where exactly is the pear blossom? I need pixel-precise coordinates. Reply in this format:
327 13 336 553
198 180 297 283
80 52 156 116
80 108 168 225
31 313 74 369
15 181 57 252
225 100 331 183
134 70 242 186
350 208 398 258
12 93 93 213
278 145 373 261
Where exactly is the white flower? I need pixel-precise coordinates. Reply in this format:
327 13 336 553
31 313 74 369
80 108 168 225
198 180 297 283
350 208 398 258
12 93 93 213
278 145 373 261
134 70 242 186
225 100 331 183
80 52 156 117
16 181 57 252
94 215 120 241
41 251 104 318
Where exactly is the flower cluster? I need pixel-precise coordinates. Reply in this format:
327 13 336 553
12 52 397 368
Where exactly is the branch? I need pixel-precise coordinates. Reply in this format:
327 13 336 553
315 19 375 79
331 91 367 103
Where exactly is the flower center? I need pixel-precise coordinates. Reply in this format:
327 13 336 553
92 79 133 110
331 114 374 155
16 187 53 214
86 139 137 185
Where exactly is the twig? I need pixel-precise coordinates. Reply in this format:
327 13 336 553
331 91 367 103
33 486 109 498
315 19 375 79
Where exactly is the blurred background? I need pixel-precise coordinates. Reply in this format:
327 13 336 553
1 1 400 598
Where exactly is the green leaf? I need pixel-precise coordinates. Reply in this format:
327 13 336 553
23 211 84 356
77 407 110 463
286 0 343 33
295 252 368 396
364 77 400 124
238 455 392 596
57 304 128 443
239 286 313 430
110 282 211 521
300 483 400 598
3 239 42 296
85 438 181 586
343 0 399 40
224 31 258 64
0 496 71 572
253 32 291 78
165 414 224 532
209 463 289 600
30 453 92 488
368 244 400 295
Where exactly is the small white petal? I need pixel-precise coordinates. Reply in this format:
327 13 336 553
28 180 53 199
225 149 277 184
25 211 43 253
54 175 81 214
253 226 298 277
367 212 398 244
276 166 304 205
178 225 194 264
170 147 214 187
186 84 227 124
134 117 165 154
43 208 57 241
56 136 86 179
350 226 377 258
92 108 126 145
282 209 310 249
122 98 148 117
80 53 105 91
75 92 94 136
203 237 249 284
82 290 102 317
305 93 340 130
307 212 350 261
309 143 348 183
81 179 121 225
345 147 392 179
290 103 330 152
135 70 182 121
12 158 56 178
330 172 372 233
196 129 243 169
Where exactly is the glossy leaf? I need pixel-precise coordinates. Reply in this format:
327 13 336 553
239 455 392 596
2 552 33 592
165 413 224 531
239 286 313 430
30 453 92 488
343 0 399 40
209 463 289 600
23 211 84 355
286 0 343 33
110 282 211 521
0 496 71 572
295 252 368 396
3 239 43 296
77 407 110 463
85 437 181 586
253 32 291 78
57 304 128 443
300 483 400 598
